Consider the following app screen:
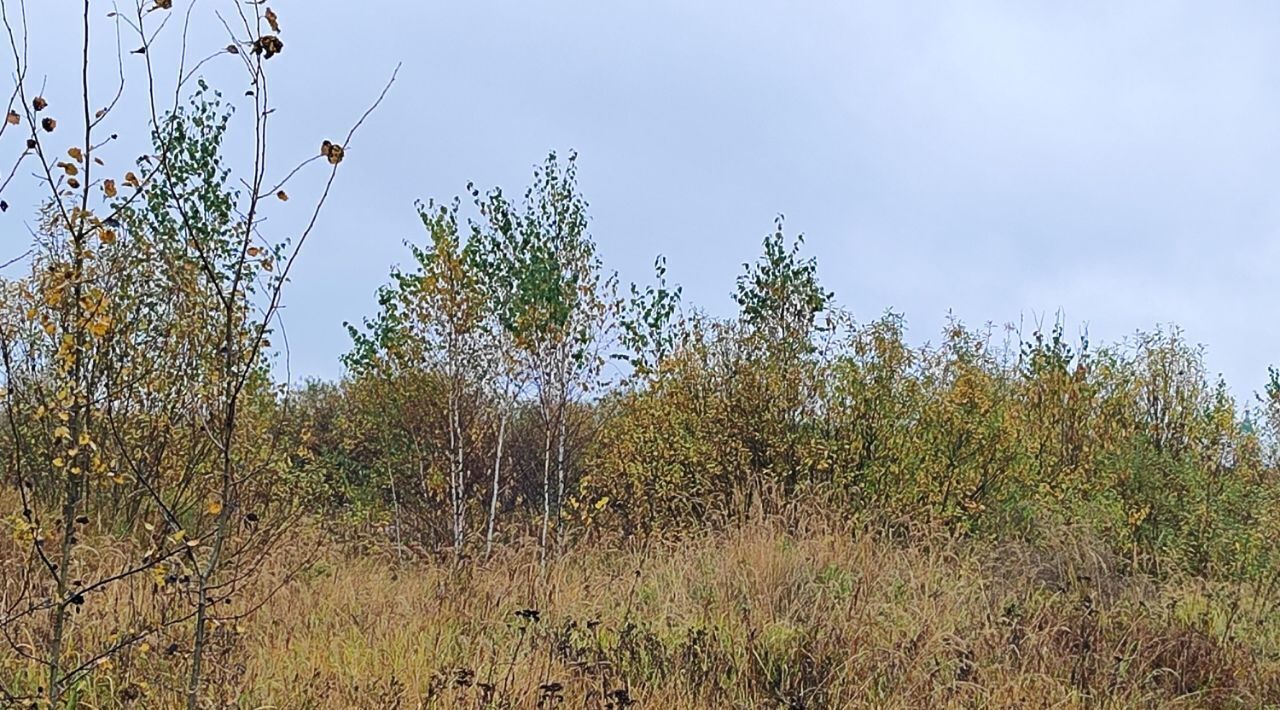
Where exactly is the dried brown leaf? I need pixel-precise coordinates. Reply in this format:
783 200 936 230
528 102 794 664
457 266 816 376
321 140 345 165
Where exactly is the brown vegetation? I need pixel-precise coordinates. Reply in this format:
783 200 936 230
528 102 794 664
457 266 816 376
1 3 1278 709
5 505 1280 707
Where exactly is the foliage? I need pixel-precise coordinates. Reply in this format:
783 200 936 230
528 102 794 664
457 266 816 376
0 3 1275 705
0 2 387 706
331 160 1280 599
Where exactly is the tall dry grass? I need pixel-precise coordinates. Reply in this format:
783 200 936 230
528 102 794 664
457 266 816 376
3 512 1280 708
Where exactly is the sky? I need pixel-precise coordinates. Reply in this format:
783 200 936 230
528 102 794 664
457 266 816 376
5 1 1280 398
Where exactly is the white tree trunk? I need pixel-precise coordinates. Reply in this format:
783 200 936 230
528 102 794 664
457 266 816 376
485 410 507 558
448 385 465 558
539 410 553 567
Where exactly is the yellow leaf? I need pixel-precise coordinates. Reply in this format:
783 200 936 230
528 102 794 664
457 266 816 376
594 496 610 511
103 179 117 198
67 147 83 162
52 457 65 468
206 501 223 516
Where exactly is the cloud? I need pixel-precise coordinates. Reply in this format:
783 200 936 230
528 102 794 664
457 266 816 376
9 1 1279 396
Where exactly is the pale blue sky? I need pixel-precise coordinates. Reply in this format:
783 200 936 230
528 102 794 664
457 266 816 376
7 2 1280 397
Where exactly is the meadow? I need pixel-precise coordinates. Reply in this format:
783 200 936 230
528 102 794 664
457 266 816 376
2 2 1280 708
7 507 1280 707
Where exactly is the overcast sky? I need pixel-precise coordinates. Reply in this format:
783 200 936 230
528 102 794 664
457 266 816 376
7 1 1280 398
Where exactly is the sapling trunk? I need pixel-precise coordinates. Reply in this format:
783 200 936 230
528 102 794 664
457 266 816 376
448 381 465 558
539 410 552 566
555 401 567 553
485 410 507 558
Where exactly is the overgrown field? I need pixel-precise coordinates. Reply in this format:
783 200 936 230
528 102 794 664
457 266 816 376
5 512 1280 708
2 2 1280 708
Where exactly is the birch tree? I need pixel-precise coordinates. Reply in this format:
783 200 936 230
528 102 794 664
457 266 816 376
476 151 613 562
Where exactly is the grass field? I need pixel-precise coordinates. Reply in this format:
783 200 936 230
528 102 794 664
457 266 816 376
5 511 1279 708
